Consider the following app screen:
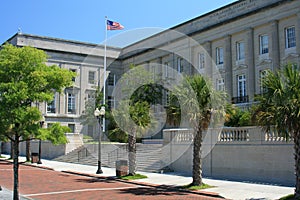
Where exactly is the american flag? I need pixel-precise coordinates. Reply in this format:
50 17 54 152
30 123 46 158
107 20 124 30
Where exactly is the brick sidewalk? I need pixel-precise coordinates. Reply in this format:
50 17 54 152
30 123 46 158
0 160 224 200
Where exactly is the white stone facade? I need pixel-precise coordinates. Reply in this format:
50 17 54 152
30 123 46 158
5 0 300 135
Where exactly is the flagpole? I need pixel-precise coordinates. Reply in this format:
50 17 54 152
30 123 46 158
103 16 107 132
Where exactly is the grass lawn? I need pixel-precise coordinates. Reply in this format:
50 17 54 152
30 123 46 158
181 183 214 190
119 174 148 180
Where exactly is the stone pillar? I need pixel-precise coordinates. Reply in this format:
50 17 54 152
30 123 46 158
296 14 300 58
224 35 233 99
203 41 212 79
246 28 255 102
271 20 280 71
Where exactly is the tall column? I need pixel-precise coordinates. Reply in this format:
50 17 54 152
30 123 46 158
224 35 233 99
296 14 300 57
202 41 212 79
271 20 280 71
246 28 255 102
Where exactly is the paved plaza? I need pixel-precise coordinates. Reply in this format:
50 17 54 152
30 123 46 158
0 156 295 200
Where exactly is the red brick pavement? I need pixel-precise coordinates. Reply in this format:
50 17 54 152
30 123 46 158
0 160 224 200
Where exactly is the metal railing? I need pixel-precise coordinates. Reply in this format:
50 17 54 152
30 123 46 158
107 145 128 167
77 147 89 162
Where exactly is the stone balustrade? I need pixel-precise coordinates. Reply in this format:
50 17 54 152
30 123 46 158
163 126 293 145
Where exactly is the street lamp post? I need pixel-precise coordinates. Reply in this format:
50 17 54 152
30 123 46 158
94 106 105 174
38 116 45 164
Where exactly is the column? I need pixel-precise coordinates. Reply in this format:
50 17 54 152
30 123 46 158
246 28 255 102
296 14 300 58
202 41 212 79
224 35 233 99
271 20 280 71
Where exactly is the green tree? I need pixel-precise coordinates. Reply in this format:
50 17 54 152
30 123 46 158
175 75 226 186
225 104 252 127
112 65 158 175
0 44 75 200
253 65 300 198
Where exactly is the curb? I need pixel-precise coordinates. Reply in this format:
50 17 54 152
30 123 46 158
0 158 55 171
62 170 225 199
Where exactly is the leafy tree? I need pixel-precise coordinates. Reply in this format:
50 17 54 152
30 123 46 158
174 75 226 186
0 44 75 200
253 65 300 198
225 104 252 127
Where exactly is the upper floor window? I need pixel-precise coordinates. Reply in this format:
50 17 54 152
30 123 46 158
259 35 269 55
164 62 169 77
108 73 115 86
216 47 224 65
216 78 225 91
259 70 268 94
177 58 184 73
70 69 76 82
237 74 246 97
198 53 205 69
67 93 76 114
88 71 95 84
47 95 56 113
107 96 115 110
236 41 245 60
285 26 296 49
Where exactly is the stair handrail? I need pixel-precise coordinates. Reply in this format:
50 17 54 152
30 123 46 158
77 146 89 162
107 144 128 167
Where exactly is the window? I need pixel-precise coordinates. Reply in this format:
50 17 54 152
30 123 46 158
68 124 75 133
236 41 245 60
177 58 183 73
216 78 225 91
108 73 115 86
237 74 246 97
198 53 205 69
70 69 76 82
259 35 269 55
216 47 224 65
47 95 56 113
68 93 76 114
285 26 296 49
259 70 268 94
88 71 95 84
108 96 115 110
164 62 169 77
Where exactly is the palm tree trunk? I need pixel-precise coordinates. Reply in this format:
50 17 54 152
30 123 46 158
294 131 300 197
192 126 203 186
128 133 136 176
13 136 20 200
26 139 31 162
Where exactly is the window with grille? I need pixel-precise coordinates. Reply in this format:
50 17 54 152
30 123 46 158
198 53 205 69
216 47 224 65
108 73 115 86
236 41 245 60
237 74 246 97
88 71 95 84
68 93 76 114
259 35 269 55
285 26 296 49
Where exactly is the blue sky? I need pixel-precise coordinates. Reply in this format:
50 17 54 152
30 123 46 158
1 0 237 47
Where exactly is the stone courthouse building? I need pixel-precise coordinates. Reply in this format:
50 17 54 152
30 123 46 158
4 0 300 136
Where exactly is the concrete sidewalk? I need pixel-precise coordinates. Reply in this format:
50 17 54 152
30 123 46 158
1 155 295 200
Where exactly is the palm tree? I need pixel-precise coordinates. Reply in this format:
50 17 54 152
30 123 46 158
112 100 151 176
253 64 300 198
175 75 226 186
